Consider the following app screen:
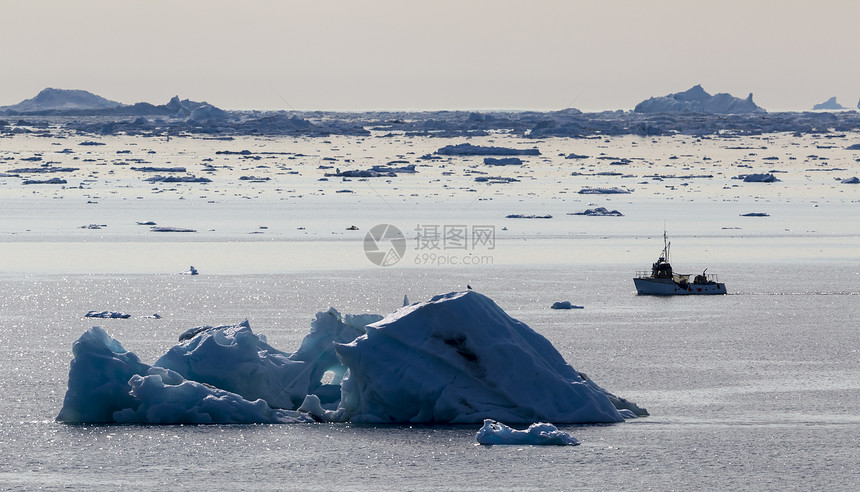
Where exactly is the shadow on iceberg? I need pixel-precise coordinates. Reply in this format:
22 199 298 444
57 291 646 425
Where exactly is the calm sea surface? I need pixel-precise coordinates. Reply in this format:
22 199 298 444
0 258 858 490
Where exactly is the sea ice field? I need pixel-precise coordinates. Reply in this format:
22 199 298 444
1 125 858 490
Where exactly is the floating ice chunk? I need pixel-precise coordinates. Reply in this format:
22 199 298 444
841 176 859 184
22 177 66 185
741 212 770 217
150 226 196 232
475 419 579 446
10 166 78 173
144 175 212 183
483 157 523 166
131 166 187 173
436 143 540 156
739 173 780 183
475 176 519 183
551 301 583 310
85 310 131 319
505 214 552 219
568 207 623 217
577 186 631 194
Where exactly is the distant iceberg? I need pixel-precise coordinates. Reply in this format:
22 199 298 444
634 84 765 114
58 291 645 425
0 88 121 113
812 97 845 110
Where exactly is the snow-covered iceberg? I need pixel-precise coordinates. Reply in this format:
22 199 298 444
58 291 645 425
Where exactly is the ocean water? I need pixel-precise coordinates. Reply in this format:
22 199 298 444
1 130 858 489
1 259 857 490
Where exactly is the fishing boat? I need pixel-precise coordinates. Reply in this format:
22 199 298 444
633 231 726 295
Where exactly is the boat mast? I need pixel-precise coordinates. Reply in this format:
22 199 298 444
662 227 670 262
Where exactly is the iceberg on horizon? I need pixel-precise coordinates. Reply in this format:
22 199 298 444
58 291 646 425
634 84 765 114
812 97 845 110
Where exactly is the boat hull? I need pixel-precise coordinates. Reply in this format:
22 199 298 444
634 277 726 295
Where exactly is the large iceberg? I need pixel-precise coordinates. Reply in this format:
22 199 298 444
634 84 765 114
58 291 645 425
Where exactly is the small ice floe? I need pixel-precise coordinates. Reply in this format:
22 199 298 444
131 166 186 173
475 419 579 446
567 207 623 217
740 212 770 217
371 163 417 174
565 153 589 159
435 143 540 156
475 176 520 183
326 168 395 178
22 177 67 185
346 225 359 230
551 301 583 310
737 173 780 183
144 175 212 183
180 266 198 275
844 143 860 150
143 313 162 319
505 214 552 219
577 186 631 194
136 221 156 226
85 311 131 319
483 157 523 166
10 166 78 173
841 176 859 184
150 226 197 232
80 224 107 229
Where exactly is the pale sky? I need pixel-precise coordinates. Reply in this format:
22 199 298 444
1 0 858 112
